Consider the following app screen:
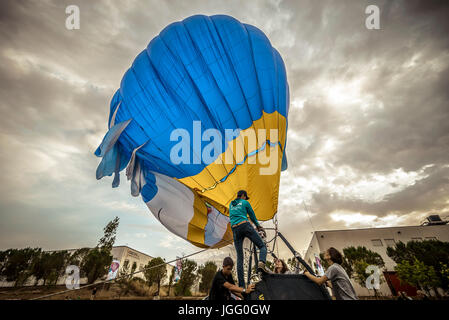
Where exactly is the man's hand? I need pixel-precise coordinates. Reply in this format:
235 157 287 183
303 271 329 286
245 283 255 293
256 225 266 238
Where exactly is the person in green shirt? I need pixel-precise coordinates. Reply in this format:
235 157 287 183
229 190 269 288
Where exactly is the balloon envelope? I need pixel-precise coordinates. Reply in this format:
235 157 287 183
95 14 289 248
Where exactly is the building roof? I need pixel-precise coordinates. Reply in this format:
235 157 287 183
113 245 154 259
44 245 154 259
311 223 448 234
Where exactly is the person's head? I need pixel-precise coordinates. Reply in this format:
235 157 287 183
237 190 249 200
324 247 343 265
274 259 288 274
222 257 234 276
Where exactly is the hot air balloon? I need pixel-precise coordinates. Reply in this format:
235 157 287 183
95 14 289 249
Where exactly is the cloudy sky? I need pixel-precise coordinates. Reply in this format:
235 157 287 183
0 0 448 265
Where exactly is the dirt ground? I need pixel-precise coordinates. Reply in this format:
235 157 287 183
0 284 207 300
3 285 442 300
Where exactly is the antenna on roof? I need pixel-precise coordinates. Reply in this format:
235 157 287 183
421 214 448 226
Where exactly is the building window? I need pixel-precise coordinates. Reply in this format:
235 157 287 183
371 239 383 247
411 237 422 241
123 260 129 268
384 239 395 247
425 237 437 240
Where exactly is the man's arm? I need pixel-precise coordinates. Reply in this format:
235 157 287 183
304 271 328 286
223 281 254 295
245 202 259 227
245 202 267 237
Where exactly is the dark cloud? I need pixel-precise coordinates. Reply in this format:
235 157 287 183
0 0 448 256
310 165 449 217
274 0 449 237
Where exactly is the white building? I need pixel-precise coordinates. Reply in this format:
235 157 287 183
304 217 449 297
109 246 174 285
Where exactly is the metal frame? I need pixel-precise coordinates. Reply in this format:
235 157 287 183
245 227 331 300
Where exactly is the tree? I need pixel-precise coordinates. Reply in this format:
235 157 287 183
0 248 41 286
80 217 120 284
116 262 137 298
0 250 9 275
441 263 449 283
68 248 90 265
67 248 90 278
143 257 167 296
0 217 120 287
198 261 218 293
287 257 302 273
265 260 274 271
352 260 379 294
80 248 112 284
167 266 175 297
30 250 70 285
387 239 449 294
395 258 441 296
343 246 385 297
29 251 47 285
175 259 197 296
98 217 120 251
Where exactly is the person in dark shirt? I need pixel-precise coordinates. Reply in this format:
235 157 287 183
209 257 255 301
90 287 97 300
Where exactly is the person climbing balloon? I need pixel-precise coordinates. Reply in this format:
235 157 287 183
229 190 269 288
